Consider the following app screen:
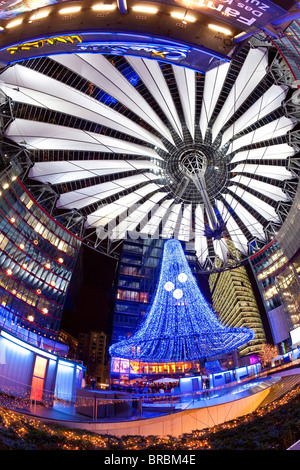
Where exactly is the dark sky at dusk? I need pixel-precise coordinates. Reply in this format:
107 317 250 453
61 245 118 338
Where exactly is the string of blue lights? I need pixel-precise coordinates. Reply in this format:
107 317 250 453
109 239 254 363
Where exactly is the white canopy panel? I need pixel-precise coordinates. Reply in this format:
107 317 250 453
161 203 182 239
213 239 228 263
0 65 166 151
57 174 161 209
200 61 230 141
226 116 296 155
194 204 208 266
0 43 297 272
111 192 166 240
227 185 281 223
127 57 183 139
221 193 266 241
221 84 288 147
230 175 291 201
172 64 196 140
231 164 294 181
212 47 268 143
29 159 160 185
216 199 249 255
87 182 159 227
6 119 161 158
51 54 175 145
231 144 296 163
140 199 173 236
178 204 192 242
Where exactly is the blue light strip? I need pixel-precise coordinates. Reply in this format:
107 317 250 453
117 0 127 14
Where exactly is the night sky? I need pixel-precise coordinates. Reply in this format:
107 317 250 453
60 245 118 338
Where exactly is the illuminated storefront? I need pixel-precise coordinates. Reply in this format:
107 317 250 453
110 356 201 386
0 329 85 403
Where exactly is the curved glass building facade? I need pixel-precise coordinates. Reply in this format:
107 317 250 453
0 166 82 353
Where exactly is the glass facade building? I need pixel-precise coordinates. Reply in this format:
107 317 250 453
250 240 289 313
250 240 290 351
275 256 300 335
111 239 164 345
209 265 266 359
0 171 82 354
250 239 300 351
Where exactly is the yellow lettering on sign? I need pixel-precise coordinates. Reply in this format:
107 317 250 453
7 35 82 54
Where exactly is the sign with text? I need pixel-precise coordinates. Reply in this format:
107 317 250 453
0 33 230 72
158 0 288 32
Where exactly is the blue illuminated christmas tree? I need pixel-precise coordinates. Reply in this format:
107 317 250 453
109 239 254 363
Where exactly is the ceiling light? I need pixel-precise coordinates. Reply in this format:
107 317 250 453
132 5 158 13
29 10 49 21
170 11 196 22
92 3 116 10
208 23 232 35
59 6 81 14
6 19 23 28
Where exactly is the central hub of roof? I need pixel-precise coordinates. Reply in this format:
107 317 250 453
162 141 228 204
179 149 208 178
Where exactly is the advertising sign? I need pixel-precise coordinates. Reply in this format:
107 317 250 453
159 0 288 32
1 33 230 72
